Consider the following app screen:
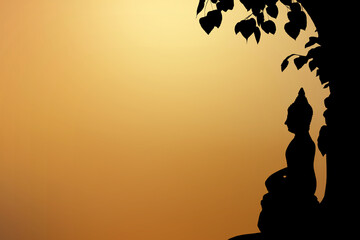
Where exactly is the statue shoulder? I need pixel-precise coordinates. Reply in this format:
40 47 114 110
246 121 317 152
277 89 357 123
286 134 315 160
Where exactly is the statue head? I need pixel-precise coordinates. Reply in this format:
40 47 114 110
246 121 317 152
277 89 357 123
285 88 313 133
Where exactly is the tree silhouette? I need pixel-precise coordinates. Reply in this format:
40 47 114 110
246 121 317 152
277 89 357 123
196 0 357 239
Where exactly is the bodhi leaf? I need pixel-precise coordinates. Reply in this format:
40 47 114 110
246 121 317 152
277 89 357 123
281 54 296 71
294 56 308 70
254 27 261 43
235 18 256 40
288 10 307 31
200 16 215 34
305 37 319 48
199 10 223 34
288 3 307 30
197 0 206 15
306 46 321 59
208 10 222 28
285 22 300 40
217 0 234 12
266 5 278 18
256 12 264 25
261 20 276 34
281 58 289 71
308 59 318 72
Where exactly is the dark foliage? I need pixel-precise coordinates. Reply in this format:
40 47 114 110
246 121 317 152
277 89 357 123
280 42 324 86
197 0 234 34
197 0 304 42
196 0 322 83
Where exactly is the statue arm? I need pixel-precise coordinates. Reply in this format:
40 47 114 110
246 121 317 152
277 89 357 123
265 168 288 193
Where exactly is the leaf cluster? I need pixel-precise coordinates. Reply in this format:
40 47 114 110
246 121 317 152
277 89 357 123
234 0 279 43
197 0 308 43
281 37 328 87
196 1 327 85
240 0 278 16
283 1 307 40
197 0 234 34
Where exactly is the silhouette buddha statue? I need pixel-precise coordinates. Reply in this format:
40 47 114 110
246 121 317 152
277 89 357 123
265 88 316 196
257 88 319 240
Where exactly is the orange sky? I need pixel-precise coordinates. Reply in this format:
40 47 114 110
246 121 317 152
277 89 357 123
0 1 328 240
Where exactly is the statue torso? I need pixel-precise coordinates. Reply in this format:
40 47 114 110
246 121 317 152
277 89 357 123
285 133 316 195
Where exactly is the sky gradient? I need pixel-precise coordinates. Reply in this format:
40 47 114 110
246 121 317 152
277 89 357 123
0 1 328 240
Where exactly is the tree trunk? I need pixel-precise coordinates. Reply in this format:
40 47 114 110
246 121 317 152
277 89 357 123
299 1 357 238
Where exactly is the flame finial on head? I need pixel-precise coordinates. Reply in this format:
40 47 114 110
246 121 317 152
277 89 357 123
298 87 305 96
293 88 311 108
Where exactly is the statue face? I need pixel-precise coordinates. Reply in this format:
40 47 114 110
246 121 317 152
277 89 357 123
285 106 310 133
285 108 297 133
285 88 313 134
